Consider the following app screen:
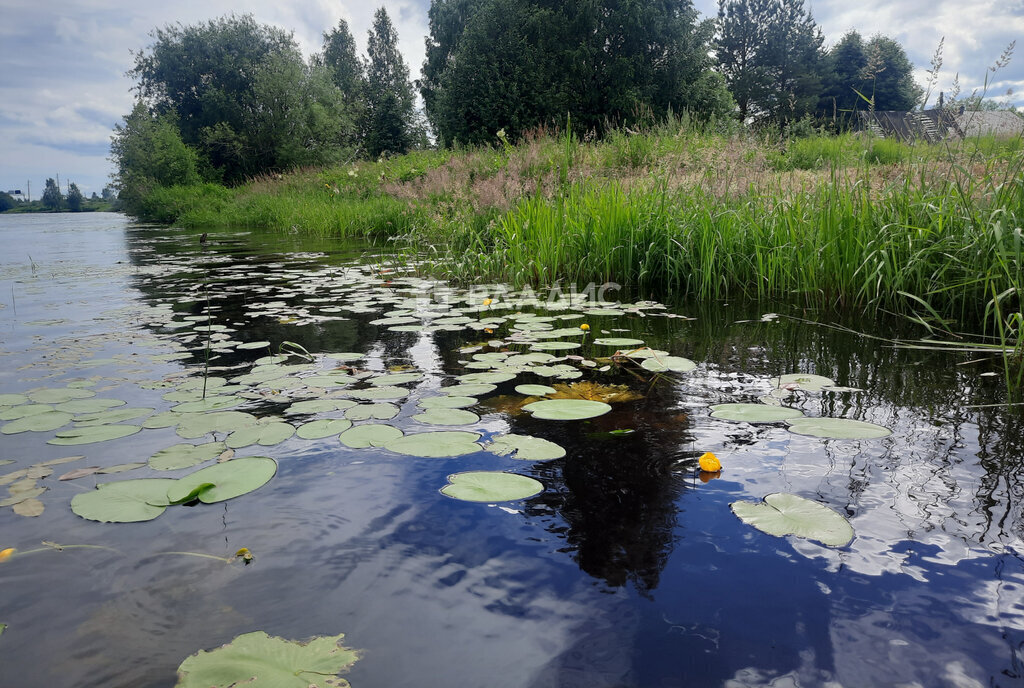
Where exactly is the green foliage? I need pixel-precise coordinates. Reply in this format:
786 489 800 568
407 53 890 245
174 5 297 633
423 0 732 146
364 8 417 158
0 192 15 212
66 183 84 212
716 0 825 124
41 178 62 211
317 19 366 150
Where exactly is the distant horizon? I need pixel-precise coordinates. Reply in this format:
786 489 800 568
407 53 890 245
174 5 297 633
2 0 1021 196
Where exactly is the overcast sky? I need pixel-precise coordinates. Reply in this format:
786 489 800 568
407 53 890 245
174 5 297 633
1 0 1021 197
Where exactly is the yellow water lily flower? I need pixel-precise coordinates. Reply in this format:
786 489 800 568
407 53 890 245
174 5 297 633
235 547 253 563
483 298 493 306
0 548 15 563
580 323 590 331
698 451 721 472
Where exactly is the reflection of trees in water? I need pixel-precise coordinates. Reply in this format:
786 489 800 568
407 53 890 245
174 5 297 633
519 380 694 594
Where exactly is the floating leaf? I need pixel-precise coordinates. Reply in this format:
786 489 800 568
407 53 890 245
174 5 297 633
225 421 295 449
384 431 482 458
442 383 496 396
370 372 422 386
27 388 94 404
0 394 29 406
639 356 696 373
59 467 101 481
786 417 892 439
0 404 57 421
175 631 359 688
771 373 836 392
236 340 271 350
287 399 356 414
71 478 177 522
12 499 44 517
54 398 126 414
1 412 73 434
150 442 229 471
167 457 277 504
730 493 854 547
97 462 147 474
592 338 644 346
486 434 566 461
345 403 399 421
176 412 259 439
709 404 805 423
73 407 154 426
173 397 242 413
411 408 480 426
295 419 353 440
457 372 517 384
417 396 477 409
338 423 403 448
0 488 46 506
514 384 556 396
529 341 580 351
345 386 408 401
47 424 141 446
522 399 611 421
143 411 189 429
440 471 544 502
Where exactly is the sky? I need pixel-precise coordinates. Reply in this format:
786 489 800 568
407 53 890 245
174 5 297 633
1 0 1022 198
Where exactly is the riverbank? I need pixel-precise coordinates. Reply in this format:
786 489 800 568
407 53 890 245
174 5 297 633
128 123 1023 379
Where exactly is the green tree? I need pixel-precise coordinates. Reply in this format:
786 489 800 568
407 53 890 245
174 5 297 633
423 0 732 146
861 35 922 111
0 192 15 212
364 8 417 157
819 31 869 121
67 183 84 212
41 178 62 211
716 0 825 124
317 18 367 151
110 101 201 216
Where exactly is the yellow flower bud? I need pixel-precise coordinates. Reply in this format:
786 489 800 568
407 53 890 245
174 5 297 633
0 548 16 563
483 298 492 306
580 323 590 331
698 451 721 472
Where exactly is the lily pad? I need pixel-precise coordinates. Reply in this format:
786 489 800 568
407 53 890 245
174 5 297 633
47 424 141 445
442 383 496 396
515 384 556 396
384 431 482 458
236 340 271 350
710 404 805 423
412 408 480 426
71 478 177 522
592 338 645 346
287 399 357 414
639 356 696 373
529 341 581 351
225 421 295 449
150 442 229 471
167 457 277 504
0 394 29 406
73 407 154 426
345 386 409 401
1 412 74 434
345 403 399 421
440 471 544 502
27 388 94 404
417 396 477 409
175 630 359 688
786 417 892 439
370 372 423 386
522 399 612 421
338 423 404 448
54 398 126 414
730 493 854 547
176 412 259 439
487 434 566 461
772 373 836 392
295 419 353 439
173 397 243 413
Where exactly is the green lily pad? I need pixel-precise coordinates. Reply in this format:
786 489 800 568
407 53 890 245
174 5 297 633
143 411 189 429
417 396 477 409
338 423 403 448
345 403 399 421
73 407 154 426
236 340 271 350
295 419 353 439
457 372 517 384
48 424 141 445
225 421 295 449
54 398 126 414
772 373 836 392
346 386 409 401
639 356 696 373
730 493 854 547
592 338 645 346
175 631 359 688
440 471 544 502
150 442 229 471
786 417 892 439
1 411 74 434
287 399 357 414
384 431 482 457
709 404 805 423
487 434 566 460
442 383 496 396
522 399 612 420
176 412 259 439
529 341 581 351
27 388 94 404
167 457 277 504
412 408 480 426
0 394 29 406
514 384 556 396
370 372 423 386
173 397 243 413
71 478 177 522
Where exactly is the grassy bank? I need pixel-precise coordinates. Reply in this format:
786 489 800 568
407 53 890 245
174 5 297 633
138 121 1023 389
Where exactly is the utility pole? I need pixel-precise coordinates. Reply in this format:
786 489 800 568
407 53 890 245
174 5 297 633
26 180 30 202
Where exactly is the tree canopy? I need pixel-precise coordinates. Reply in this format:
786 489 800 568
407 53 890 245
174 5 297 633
364 8 418 157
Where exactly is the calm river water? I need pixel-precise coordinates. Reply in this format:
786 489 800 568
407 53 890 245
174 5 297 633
1 212 1024 687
